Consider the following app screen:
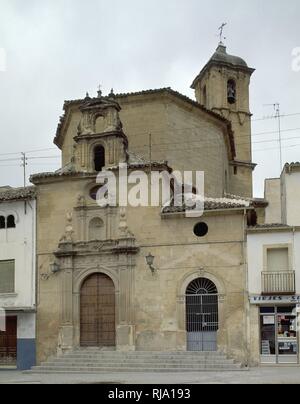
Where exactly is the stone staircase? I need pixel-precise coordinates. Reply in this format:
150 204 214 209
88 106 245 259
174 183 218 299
28 348 246 373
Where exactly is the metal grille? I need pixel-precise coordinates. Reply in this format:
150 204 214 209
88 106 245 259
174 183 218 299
186 279 219 352
262 271 296 294
80 274 116 347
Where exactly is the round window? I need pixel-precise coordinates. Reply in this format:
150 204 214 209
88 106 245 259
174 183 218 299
89 185 108 201
194 222 208 237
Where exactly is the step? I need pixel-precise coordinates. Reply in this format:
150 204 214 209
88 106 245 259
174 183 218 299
50 355 233 361
41 362 239 368
59 352 226 359
28 350 244 374
41 361 235 367
29 366 244 374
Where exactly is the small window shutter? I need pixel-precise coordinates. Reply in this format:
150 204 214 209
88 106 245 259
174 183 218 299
0 260 15 293
267 249 289 272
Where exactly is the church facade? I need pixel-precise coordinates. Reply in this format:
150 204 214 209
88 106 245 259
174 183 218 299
31 44 263 365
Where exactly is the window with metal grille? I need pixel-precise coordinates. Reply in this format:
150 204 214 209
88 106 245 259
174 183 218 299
0 260 15 294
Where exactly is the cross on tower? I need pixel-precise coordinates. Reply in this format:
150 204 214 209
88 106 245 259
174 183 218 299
218 23 227 44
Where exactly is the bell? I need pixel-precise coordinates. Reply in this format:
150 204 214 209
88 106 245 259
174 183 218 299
228 94 236 104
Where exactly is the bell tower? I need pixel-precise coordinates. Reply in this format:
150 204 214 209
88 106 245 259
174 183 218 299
191 43 256 197
74 89 128 173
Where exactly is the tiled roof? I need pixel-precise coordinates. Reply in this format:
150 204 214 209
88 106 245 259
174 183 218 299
249 223 291 229
225 193 268 208
162 197 250 214
284 162 300 173
0 186 36 202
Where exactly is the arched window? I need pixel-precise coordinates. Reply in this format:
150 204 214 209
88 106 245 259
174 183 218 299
94 146 105 172
7 215 16 229
88 217 105 240
0 216 5 229
227 79 236 104
186 278 218 295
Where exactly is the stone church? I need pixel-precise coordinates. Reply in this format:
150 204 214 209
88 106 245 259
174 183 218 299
31 43 265 366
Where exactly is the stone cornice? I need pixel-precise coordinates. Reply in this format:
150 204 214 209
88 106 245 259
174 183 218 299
54 238 140 258
247 225 300 234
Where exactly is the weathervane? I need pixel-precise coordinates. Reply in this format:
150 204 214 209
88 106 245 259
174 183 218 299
218 23 227 44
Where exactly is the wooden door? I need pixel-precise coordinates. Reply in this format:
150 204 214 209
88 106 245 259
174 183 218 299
80 274 116 347
0 316 17 365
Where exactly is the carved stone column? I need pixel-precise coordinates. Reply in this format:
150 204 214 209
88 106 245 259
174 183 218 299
115 239 137 351
56 244 76 355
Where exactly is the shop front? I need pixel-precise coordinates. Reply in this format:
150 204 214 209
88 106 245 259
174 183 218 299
250 296 300 365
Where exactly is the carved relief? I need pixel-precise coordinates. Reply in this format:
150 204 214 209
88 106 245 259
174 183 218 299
78 110 95 135
60 212 74 243
77 97 123 137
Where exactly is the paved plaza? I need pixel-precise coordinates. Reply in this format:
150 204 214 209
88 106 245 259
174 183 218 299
0 367 300 384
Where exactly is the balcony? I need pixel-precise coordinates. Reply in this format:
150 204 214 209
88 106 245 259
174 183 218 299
262 271 296 295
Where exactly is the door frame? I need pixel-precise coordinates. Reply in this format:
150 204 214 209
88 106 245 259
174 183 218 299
74 267 120 349
177 271 226 353
80 272 117 347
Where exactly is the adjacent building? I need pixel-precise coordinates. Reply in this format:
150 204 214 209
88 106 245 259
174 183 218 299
248 163 300 365
0 186 36 370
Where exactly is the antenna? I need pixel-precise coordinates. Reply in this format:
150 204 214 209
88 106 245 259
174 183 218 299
218 23 227 44
264 103 283 170
21 152 28 187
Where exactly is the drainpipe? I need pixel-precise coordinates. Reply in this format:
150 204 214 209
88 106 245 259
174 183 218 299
243 208 250 368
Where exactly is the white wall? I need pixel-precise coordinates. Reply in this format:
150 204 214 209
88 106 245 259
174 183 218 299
247 230 300 295
0 199 36 309
264 178 281 224
284 171 300 226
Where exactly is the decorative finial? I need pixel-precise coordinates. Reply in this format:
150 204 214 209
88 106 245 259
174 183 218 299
84 92 91 103
97 84 102 98
109 88 116 99
218 22 227 44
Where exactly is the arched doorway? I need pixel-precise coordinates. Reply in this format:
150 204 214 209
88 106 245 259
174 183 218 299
80 273 116 347
186 278 219 352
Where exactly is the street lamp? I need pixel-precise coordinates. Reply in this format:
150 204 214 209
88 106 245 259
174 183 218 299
145 253 156 274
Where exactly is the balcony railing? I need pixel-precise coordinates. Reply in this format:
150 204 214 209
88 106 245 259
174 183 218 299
262 271 296 295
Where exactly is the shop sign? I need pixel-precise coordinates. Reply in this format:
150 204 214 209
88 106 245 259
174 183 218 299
250 295 300 305
263 316 275 325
